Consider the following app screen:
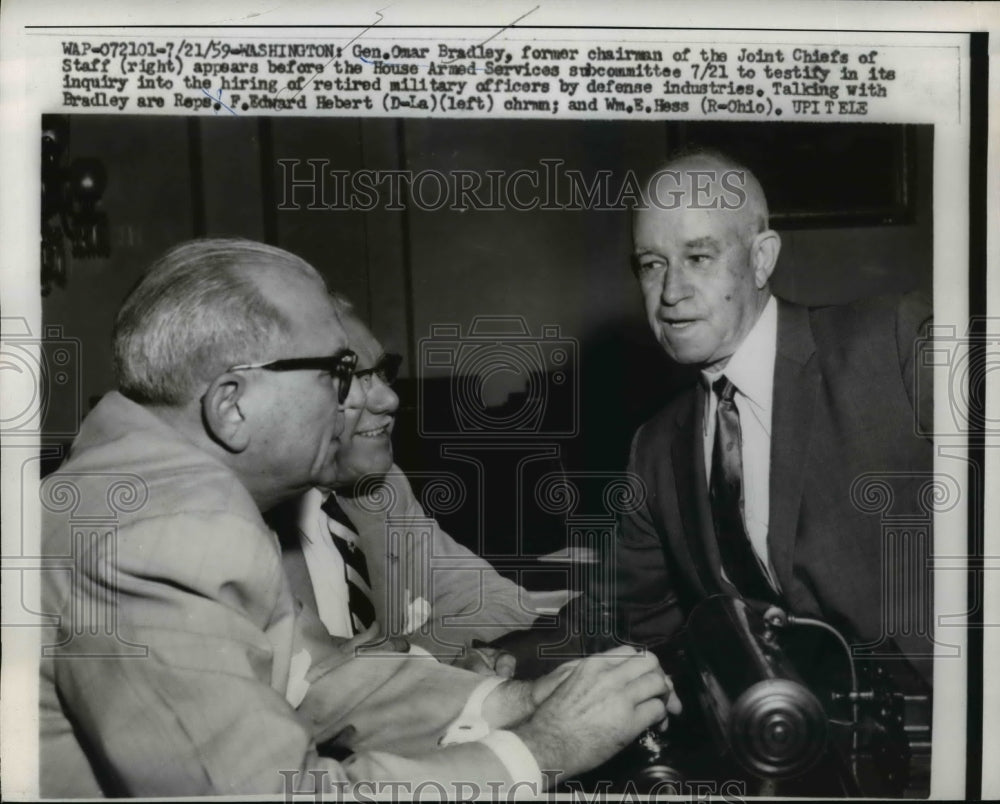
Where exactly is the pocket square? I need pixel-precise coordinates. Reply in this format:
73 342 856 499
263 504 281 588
286 648 312 708
404 596 431 634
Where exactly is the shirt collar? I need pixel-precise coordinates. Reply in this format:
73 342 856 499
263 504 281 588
701 294 778 414
297 487 330 545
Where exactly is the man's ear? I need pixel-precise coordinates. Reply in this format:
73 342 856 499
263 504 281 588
750 229 781 289
202 372 251 452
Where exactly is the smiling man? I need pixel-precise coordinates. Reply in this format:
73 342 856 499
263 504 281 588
277 298 572 670
617 149 935 690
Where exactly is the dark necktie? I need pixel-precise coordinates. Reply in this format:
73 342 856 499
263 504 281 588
320 495 377 634
709 376 779 604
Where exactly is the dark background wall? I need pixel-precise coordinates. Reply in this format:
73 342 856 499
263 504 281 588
41 116 932 496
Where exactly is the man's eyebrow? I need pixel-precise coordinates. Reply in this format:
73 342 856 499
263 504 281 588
684 237 721 250
359 352 387 371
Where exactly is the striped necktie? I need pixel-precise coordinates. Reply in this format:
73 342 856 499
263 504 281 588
710 376 780 605
320 495 377 634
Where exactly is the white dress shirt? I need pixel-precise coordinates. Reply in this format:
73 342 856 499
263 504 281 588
299 487 358 638
701 294 780 591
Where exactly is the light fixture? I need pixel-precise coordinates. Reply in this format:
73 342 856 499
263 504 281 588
41 115 110 296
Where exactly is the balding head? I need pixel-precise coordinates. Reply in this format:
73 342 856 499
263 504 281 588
631 150 781 368
640 149 770 245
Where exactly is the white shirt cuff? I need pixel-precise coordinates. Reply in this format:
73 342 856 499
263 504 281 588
479 730 544 795
437 677 544 793
439 675 506 745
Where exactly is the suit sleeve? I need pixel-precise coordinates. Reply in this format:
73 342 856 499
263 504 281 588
488 429 689 674
46 512 523 796
611 428 687 649
378 471 574 660
895 290 933 438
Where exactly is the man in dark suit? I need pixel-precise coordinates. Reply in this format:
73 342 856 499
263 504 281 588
617 149 934 689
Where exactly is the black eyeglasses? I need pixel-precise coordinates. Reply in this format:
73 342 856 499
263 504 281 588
354 353 403 388
229 349 359 404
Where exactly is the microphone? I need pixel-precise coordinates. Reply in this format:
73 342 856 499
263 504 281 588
681 595 828 778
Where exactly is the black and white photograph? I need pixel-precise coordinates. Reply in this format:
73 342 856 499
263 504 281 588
1 2 995 801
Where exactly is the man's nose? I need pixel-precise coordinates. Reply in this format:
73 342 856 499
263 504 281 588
368 377 399 415
660 265 689 306
342 374 367 409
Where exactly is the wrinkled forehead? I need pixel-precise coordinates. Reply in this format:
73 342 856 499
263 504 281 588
637 160 766 235
633 202 749 251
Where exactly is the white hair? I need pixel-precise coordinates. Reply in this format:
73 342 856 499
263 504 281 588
113 238 322 405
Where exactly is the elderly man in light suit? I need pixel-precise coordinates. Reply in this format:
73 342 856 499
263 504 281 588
38 238 675 797
275 299 574 675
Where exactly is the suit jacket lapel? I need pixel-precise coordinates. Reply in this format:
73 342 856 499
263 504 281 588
769 300 818 593
670 390 723 595
277 507 322 618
